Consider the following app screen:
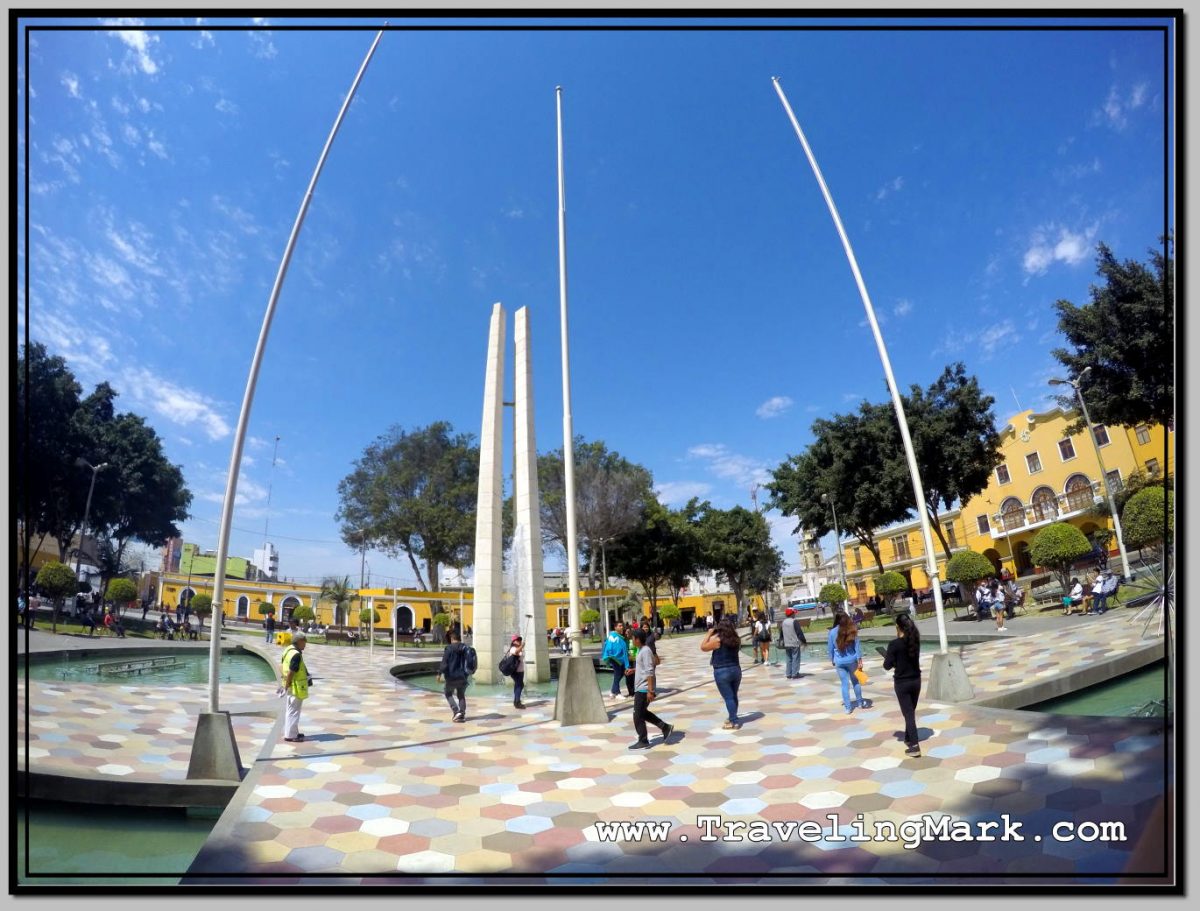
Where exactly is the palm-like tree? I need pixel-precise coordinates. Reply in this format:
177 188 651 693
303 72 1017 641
320 575 359 627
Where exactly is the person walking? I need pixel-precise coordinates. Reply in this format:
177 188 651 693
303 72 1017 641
507 635 527 710
752 612 771 665
264 611 277 643
829 612 868 714
779 607 808 679
990 580 1009 632
628 628 674 750
601 621 635 699
883 612 923 757
436 629 477 723
278 632 311 743
701 616 743 730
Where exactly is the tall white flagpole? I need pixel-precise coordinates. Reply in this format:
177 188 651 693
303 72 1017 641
205 28 386 713
555 86 583 659
771 77 951 656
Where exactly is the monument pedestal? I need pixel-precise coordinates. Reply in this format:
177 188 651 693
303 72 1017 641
554 656 610 725
187 711 244 781
927 650 974 702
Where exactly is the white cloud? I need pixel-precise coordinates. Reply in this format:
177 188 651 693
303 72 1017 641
977 320 1019 355
893 298 913 317
1022 223 1097 276
755 395 794 419
875 176 904 201
687 444 771 488
654 480 713 507
248 26 278 60
193 29 215 49
211 195 260 235
61 71 81 98
121 366 231 440
503 207 525 219
137 96 152 113
104 18 162 75
1096 81 1152 130
215 97 239 115
201 477 267 507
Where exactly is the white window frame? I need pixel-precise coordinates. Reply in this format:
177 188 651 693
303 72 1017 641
1092 425 1110 447
1135 425 1151 445
1145 458 1161 476
996 463 1011 485
1026 451 1043 475
1057 438 1077 462
977 514 990 535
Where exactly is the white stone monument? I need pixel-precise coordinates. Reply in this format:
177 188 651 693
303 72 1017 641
473 304 550 684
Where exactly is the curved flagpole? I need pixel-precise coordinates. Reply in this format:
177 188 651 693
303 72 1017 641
206 28 386 712
772 76 949 655
555 86 584 659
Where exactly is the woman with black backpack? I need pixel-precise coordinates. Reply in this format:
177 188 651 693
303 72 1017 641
506 635 526 710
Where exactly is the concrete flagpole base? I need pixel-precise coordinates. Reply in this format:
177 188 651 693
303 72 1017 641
187 712 244 781
926 650 975 702
553 656 610 725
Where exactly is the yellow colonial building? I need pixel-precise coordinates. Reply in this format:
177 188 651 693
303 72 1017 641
155 573 625 635
839 408 1174 600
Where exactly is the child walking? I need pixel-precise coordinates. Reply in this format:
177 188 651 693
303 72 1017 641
628 629 674 750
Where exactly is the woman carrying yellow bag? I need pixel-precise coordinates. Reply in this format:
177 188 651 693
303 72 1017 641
828 613 872 715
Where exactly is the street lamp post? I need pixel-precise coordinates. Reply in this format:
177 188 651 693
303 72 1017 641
822 493 851 612
1050 368 1134 581
74 459 108 594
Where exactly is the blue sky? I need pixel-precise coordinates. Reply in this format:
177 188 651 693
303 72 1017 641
16 15 1174 588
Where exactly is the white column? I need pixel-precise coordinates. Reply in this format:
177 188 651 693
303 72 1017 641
472 303 507 683
514 307 550 682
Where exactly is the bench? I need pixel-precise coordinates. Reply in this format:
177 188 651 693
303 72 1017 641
325 629 360 646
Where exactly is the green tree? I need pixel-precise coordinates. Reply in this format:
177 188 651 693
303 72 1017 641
79 386 190 595
874 571 908 601
105 577 137 611
607 499 702 620
431 611 452 643
1052 238 1174 430
190 594 213 630
696 504 784 623
818 583 847 606
1029 523 1093 594
291 604 315 624
657 603 681 623
35 561 77 634
1121 487 1173 564
337 422 478 611
946 550 997 613
768 403 912 573
904 364 1004 558
358 606 381 628
320 576 359 627
17 344 85 573
539 438 655 586
257 601 276 617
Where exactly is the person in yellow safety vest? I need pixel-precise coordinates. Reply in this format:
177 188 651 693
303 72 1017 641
278 631 310 743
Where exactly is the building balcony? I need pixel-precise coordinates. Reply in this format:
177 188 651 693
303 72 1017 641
990 483 1103 539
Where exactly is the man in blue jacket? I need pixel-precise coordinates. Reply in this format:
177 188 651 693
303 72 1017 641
601 621 634 699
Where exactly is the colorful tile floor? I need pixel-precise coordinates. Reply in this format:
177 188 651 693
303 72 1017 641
17 612 1170 883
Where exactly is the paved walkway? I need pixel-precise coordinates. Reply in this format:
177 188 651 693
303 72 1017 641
16 610 1169 883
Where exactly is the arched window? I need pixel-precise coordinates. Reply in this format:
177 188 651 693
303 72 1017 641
280 595 300 620
236 595 249 618
1031 486 1058 522
1064 474 1094 512
395 604 414 631
1000 497 1025 531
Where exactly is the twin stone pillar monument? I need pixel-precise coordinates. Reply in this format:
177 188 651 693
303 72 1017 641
472 303 550 685
471 302 609 724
